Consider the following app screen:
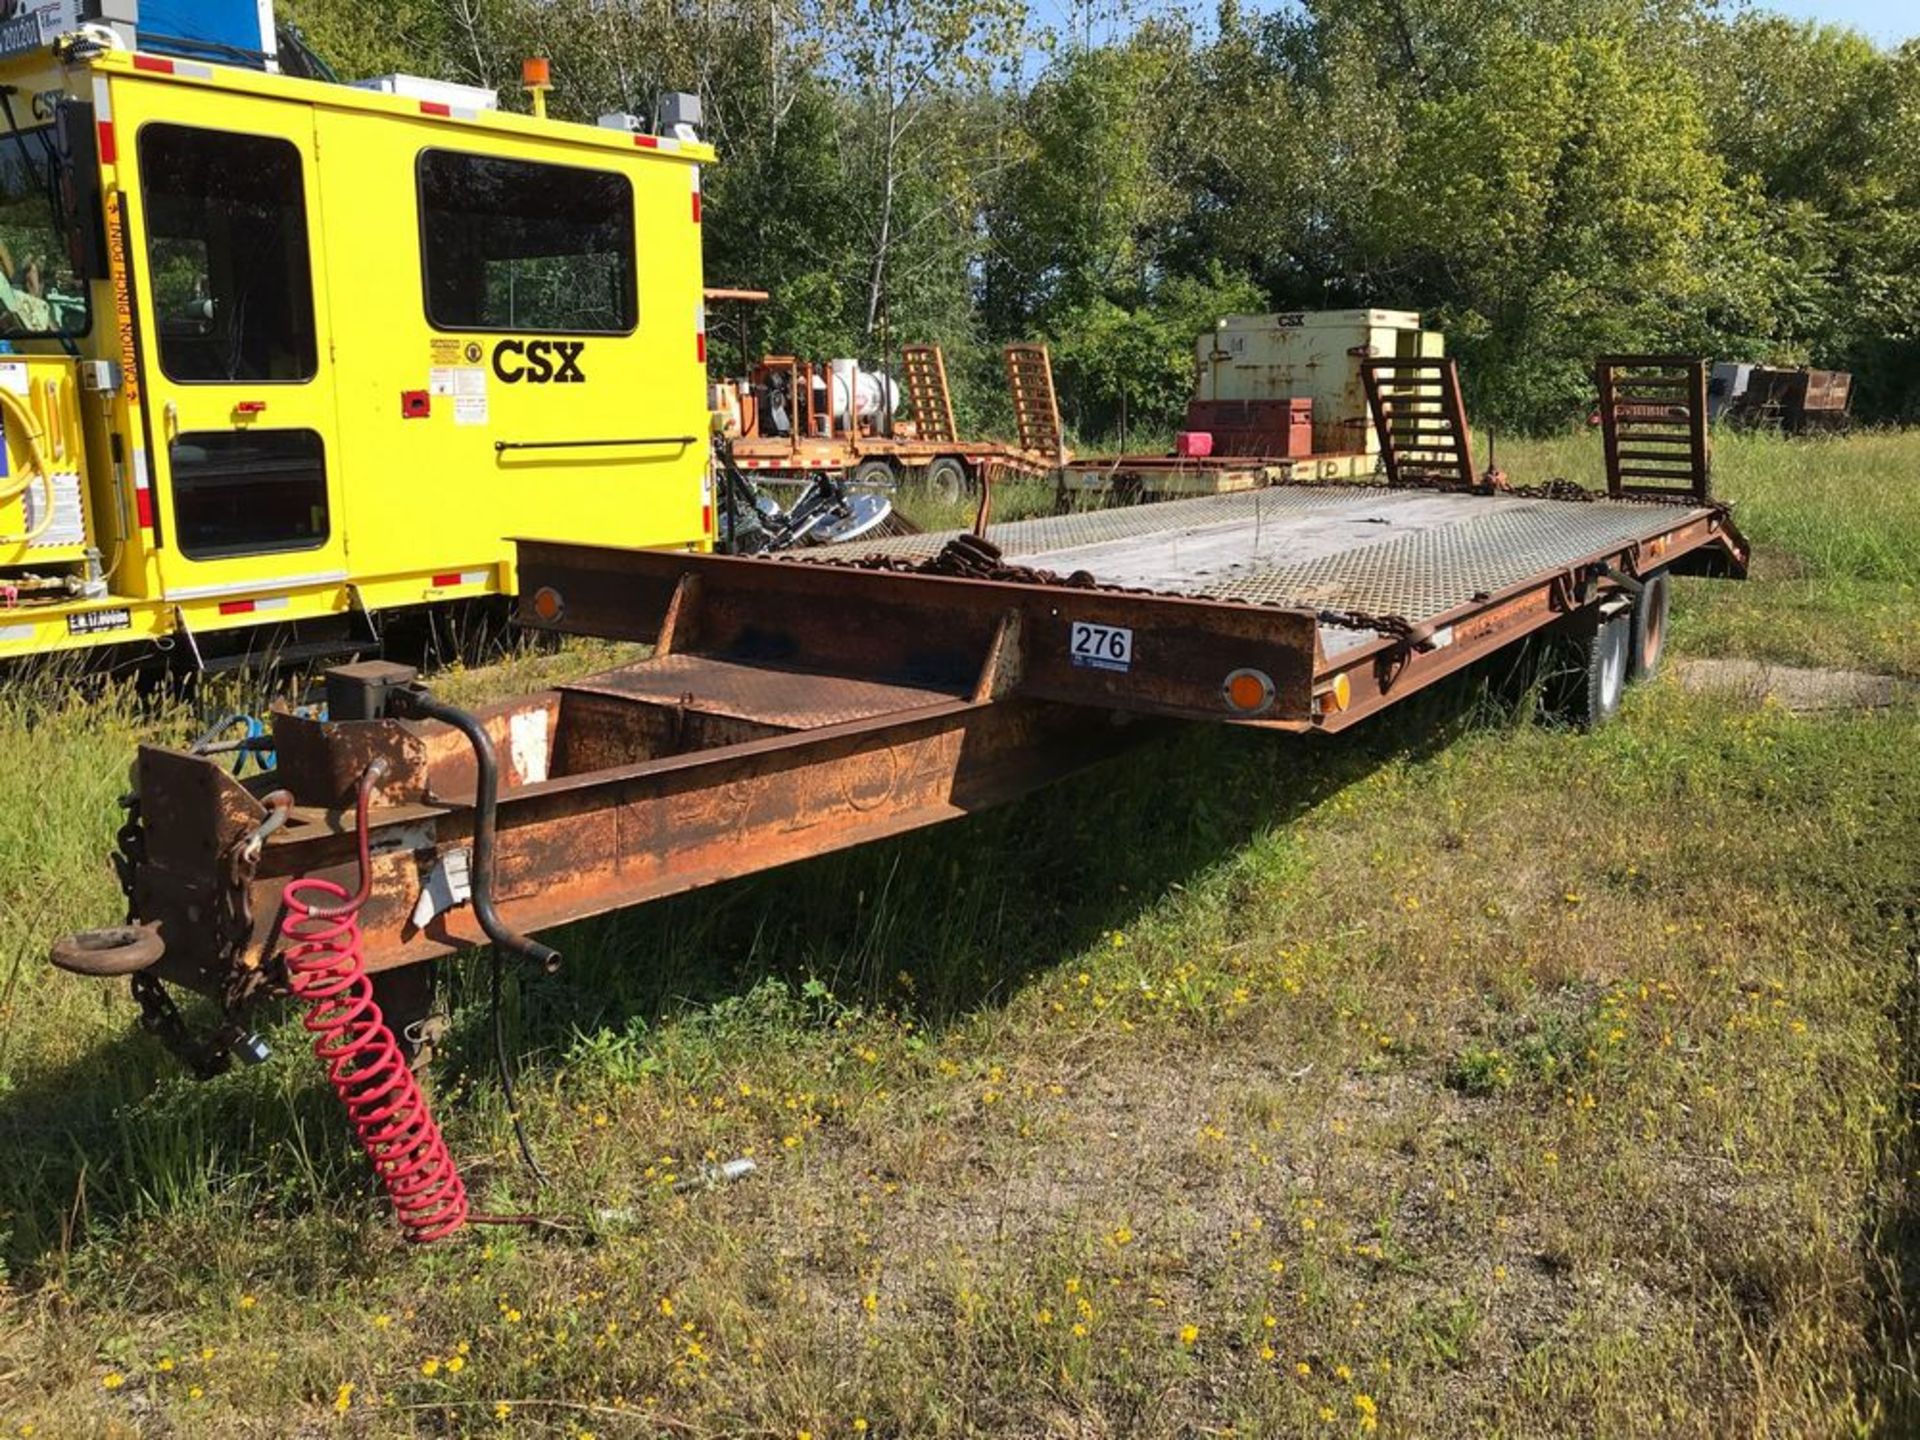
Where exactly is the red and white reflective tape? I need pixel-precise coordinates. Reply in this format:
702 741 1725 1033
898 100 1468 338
690 166 702 224
633 133 683 152
0 623 35 645
218 596 291 617
430 568 489 588
133 55 214 79
701 471 714 534
132 448 153 530
92 77 117 163
419 100 483 121
694 300 706 364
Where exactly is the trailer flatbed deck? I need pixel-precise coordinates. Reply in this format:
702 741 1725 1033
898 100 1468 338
809 484 1731 662
52 472 1747 1028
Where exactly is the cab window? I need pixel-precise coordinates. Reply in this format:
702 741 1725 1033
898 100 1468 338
418 150 635 334
0 125 90 338
138 123 318 383
172 430 329 560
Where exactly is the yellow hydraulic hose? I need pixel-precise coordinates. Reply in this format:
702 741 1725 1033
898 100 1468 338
0 380 54 545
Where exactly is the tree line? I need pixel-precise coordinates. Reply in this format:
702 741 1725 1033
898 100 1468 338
285 0 1920 437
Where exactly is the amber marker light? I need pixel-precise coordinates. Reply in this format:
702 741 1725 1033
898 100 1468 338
523 57 553 119
1313 671 1353 716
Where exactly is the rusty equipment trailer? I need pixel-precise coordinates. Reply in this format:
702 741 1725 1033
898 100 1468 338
48 356 1748 1237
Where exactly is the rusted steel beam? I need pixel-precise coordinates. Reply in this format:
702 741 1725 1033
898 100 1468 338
1308 507 1747 732
512 539 1326 727
132 689 1151 996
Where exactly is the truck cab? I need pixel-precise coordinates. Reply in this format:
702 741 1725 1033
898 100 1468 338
0 10 714 665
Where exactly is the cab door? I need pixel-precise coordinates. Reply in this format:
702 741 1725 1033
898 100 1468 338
115 83 347 602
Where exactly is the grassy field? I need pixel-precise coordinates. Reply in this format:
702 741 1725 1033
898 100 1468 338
0 430 1916 1437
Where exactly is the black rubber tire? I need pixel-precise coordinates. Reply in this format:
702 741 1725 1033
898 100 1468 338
850 458 898 490
924 456 974 505
1542 609 1631 730
1631 569 1671 681
1576 610 1632 729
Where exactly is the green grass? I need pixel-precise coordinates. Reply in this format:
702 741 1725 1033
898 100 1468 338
1501 427 1920 677
0 431 1916 1436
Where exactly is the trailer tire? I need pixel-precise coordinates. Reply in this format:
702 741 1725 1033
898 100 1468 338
925 456 975 505
1630 569 1671 681
851 459 898 491
1574 610 1631 729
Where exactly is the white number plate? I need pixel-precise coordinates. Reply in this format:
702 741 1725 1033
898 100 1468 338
1069 621 1133 672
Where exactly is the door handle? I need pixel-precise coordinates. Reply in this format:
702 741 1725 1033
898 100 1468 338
163 400 179 443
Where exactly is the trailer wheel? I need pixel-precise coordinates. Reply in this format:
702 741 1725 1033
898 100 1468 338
851 459 898 491
925 456 975 505
1573 610 1631 729
1630 569 1671 681
1541 609 1631 730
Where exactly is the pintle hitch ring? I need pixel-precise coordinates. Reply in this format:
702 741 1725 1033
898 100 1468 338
50 923 165 977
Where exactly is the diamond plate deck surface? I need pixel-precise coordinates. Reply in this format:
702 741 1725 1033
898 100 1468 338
565 655 964 729
810 487 1703 624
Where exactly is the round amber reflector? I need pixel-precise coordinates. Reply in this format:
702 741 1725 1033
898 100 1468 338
1329 672 1352 712
531 586 565 623
1223 668 1274 714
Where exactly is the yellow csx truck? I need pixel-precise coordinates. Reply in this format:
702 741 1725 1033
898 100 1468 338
0 9 714 667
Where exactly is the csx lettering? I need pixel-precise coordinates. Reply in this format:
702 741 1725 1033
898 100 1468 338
492 340 586 384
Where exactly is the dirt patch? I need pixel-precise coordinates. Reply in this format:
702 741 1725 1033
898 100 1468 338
1672 659 1915 712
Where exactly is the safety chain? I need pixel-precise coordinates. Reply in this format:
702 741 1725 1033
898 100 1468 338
131 972 233 1081
112 793 144 922
113 794 225 1076
1287 467 1733 515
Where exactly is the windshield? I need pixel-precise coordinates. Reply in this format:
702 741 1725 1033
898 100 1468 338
0 124 88 339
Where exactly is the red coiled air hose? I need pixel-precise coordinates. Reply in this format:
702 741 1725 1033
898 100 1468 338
277 765 470 1244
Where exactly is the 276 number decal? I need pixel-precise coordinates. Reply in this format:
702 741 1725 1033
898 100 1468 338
1069 621 1133 672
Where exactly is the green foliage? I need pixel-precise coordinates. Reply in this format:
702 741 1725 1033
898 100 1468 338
280 0 1920 433
1049 266 1265 438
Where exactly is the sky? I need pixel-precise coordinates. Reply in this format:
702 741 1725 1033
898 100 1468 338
1759 0 1915 46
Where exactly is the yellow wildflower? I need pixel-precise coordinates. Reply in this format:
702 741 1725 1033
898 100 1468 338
102 1373 125 1390
334 1382 355 1414
421 1357 441 1377
1179 1324 1199 1346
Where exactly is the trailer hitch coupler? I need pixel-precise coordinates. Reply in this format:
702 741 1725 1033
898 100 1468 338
388 686 561 974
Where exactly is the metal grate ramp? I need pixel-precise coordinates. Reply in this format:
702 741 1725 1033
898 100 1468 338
1596 355 1710 502
900 344 957 444
1362 358 1476 488
1004 344 1065 461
